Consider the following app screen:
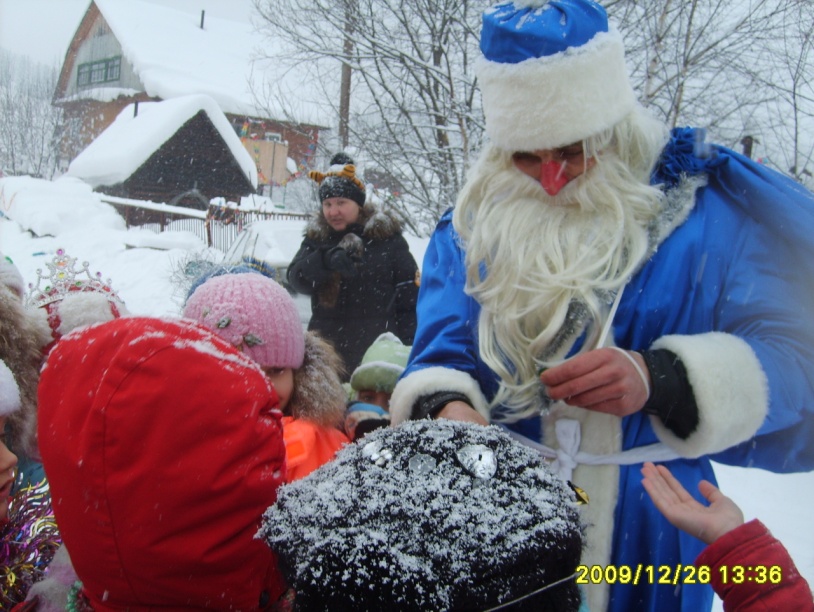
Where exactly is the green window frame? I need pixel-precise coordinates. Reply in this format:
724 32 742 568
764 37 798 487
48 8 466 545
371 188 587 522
77 56 122 87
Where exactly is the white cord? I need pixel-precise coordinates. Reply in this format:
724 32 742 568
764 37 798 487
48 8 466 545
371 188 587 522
596 285 625 348
608 346 650 399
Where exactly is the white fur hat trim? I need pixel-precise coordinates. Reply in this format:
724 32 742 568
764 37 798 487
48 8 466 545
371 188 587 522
476 29 636 151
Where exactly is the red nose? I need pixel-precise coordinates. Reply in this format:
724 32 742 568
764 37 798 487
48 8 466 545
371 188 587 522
540 161 570 196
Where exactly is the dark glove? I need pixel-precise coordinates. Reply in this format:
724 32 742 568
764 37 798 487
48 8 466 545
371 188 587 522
325 234 365 278
324 247 358 277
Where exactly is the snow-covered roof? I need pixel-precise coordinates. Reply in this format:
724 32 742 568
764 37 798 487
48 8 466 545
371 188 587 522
66 94 257 188
65 0 328 125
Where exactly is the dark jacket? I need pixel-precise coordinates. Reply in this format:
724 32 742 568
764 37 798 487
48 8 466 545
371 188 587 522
287 203 419 375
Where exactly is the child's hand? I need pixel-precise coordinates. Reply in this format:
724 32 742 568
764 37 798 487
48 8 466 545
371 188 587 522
641 462 744 545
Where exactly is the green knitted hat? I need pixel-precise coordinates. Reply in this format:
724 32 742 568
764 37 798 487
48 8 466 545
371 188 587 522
350 332 411 393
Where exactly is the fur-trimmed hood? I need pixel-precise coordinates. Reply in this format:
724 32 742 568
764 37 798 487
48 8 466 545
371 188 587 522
304 201 404 243
290 331 347 428
0 287 43 457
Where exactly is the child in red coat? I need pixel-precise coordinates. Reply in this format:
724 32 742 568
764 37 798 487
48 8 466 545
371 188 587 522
642 462 813 611
34 317 288 610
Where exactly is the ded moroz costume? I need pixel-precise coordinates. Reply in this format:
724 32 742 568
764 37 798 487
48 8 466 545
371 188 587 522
390 1 814 611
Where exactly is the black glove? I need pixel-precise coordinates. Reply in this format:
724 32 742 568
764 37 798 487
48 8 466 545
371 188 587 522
324 246 358 277
325 235 364 278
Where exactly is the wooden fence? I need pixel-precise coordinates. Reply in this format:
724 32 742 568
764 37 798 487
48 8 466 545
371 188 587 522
99 194 309 252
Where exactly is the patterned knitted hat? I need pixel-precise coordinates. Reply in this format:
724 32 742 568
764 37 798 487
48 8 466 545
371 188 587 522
309 152 366 207
477 0 636 151
260 419 584 611
183 272 305 369
350 332 411 394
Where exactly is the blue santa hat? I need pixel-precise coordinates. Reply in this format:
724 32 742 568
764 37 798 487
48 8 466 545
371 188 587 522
476 0 637 152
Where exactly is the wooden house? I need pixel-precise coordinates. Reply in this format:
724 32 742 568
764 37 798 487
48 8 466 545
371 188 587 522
65 95 257 224
53 0 327 191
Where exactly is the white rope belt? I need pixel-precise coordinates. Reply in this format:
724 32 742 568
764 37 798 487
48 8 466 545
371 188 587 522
500 419 680 483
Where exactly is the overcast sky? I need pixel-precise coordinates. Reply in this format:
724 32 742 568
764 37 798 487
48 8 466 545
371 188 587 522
0 0 256 67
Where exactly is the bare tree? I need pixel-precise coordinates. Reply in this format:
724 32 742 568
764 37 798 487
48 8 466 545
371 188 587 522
0 50 63 179
751 1 814 186
253 0 487 234
609 0 812 182
253 0 812 232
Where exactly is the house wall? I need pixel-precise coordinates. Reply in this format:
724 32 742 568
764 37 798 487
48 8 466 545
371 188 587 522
58 95 156 171
229 117 321 177
64 13 142 99
241 139 288 186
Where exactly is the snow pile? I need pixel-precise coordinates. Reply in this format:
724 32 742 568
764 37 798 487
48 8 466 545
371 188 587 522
0 176 124 237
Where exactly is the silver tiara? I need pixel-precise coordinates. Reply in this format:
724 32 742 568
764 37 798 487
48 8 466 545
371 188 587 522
26 248 124 309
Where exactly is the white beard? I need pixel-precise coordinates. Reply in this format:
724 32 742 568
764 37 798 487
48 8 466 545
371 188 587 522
453 147 663 419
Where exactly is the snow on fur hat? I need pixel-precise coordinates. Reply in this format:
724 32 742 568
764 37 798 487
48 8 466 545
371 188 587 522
184 272 305 369
0 252 25 299
260 419 584 611
309 152 366 207
350 332 411 394
25 249 128 353
0 360 21 417
477 0 636 152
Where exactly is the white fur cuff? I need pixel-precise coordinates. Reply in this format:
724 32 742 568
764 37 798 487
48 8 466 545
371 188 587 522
649 332 768 458
389 367 490 425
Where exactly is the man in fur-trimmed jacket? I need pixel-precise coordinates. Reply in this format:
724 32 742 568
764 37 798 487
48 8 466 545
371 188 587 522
389 1 814 611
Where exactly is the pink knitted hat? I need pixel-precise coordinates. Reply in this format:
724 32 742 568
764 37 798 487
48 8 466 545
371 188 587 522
183 273 305 369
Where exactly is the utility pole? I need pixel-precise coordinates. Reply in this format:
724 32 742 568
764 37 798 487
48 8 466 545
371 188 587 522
338 0 356 149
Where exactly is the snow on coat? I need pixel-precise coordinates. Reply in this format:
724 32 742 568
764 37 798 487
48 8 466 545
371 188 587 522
260 419 584 612
37 317 287 610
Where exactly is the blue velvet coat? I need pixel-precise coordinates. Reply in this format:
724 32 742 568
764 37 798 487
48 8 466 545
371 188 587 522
391 129 814 612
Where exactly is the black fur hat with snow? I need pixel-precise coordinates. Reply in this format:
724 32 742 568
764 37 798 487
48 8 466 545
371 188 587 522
259 419 585 611
477 0 636 152
25 249 128 355
308 152 366 207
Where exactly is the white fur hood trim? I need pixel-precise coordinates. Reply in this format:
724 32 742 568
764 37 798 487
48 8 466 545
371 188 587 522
390 366 490 425
650 332 768 458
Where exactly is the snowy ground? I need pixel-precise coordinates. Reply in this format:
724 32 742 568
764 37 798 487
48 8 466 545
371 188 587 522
1 175 812 609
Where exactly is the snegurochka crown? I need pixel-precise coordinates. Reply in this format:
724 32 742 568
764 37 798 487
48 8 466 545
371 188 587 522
26 248 124 309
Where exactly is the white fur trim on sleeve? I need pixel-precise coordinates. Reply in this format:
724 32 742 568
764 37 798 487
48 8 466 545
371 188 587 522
389 366 490 425
649 332 768 458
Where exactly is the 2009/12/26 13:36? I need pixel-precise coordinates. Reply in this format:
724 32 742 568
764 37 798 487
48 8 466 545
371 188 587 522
575 564 783 585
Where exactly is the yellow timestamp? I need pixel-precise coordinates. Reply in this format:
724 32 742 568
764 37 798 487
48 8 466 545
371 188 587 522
718 565 783 584
576 564 783 585
576 564 711 585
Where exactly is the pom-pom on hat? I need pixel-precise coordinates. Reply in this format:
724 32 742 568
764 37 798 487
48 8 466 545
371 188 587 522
308 152 366 207
183 272 305 369
260 419 584 611
476 0 637 152
350 332 411 394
